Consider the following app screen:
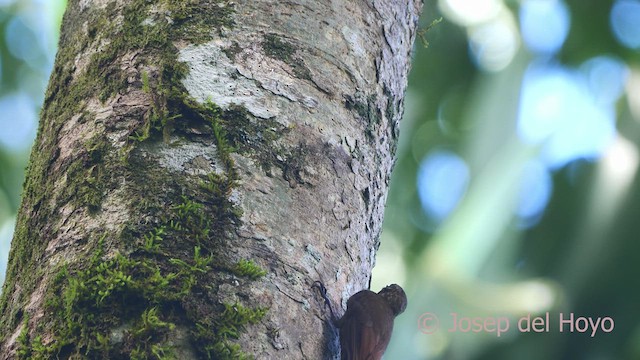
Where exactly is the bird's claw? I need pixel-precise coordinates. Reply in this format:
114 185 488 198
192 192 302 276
312 280 338 323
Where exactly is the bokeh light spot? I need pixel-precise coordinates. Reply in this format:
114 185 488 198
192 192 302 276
417 150 469 221
520 0 570 54
611 0 640 49
0 93 38 151
439 0 503 26
517 160 552 227
517 64 616 168
469 19 519 72
580 56 628 105
5 15 43 63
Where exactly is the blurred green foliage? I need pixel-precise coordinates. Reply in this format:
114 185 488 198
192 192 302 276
0 0 65 287
373 0 640 359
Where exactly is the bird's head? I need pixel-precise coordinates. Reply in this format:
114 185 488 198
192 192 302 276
378 284 407 316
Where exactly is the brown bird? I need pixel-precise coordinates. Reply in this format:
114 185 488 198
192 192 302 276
314 282 407 360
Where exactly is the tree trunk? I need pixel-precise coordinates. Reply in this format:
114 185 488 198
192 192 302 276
0 0 422 358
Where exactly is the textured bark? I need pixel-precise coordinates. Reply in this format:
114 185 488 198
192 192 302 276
0 0 421 359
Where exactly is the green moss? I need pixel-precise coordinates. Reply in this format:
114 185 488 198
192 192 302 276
143 226 166 253
28 185 259 358
2 1 271 358
84 0 232 102
198 103 291 176
0 90 118 333
262 33 312 80
163 0 234 43
46 228 261 358
222 41 242 61
142 71 151 93
30 336 49 360
170 197 213 243
33 236 180 358
194 303 267 360
129 307 176 360
169 246 212 296
16 315 30 359
234 260 267 280
201 100 236 175
35 233 240 358
61 134 114 212
221 105 281 153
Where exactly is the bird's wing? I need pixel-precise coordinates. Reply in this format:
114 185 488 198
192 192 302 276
339 291 394 360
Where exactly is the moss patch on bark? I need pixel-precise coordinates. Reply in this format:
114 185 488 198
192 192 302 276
3 1 271 359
